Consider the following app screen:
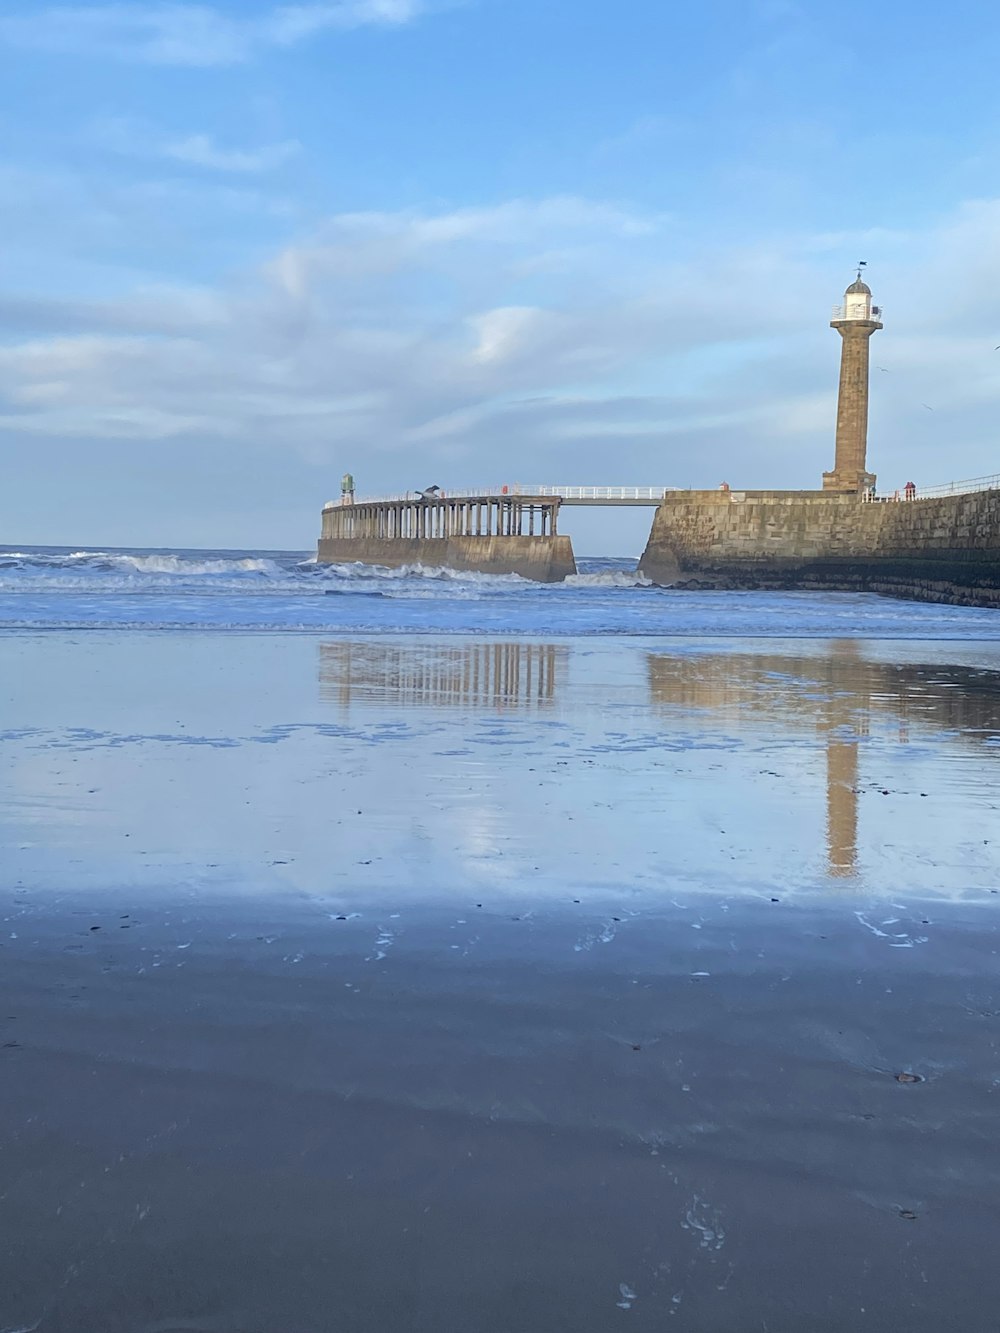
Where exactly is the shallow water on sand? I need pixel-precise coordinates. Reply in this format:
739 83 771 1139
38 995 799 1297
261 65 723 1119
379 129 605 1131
1 623 1000 1331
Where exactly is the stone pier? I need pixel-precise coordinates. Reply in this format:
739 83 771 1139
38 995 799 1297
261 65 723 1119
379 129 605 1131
638 487 1000 607
317 493 576 581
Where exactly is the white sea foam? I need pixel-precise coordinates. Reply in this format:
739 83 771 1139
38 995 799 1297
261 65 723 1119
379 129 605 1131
565 569 652 588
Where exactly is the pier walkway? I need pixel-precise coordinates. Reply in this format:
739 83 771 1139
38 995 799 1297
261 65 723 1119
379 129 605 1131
325 484 676 510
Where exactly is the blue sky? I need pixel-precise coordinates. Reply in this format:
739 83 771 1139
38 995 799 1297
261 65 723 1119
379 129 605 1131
1 0 999 551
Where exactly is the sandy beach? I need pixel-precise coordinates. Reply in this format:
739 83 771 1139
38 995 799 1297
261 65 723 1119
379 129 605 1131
2 626 999 1330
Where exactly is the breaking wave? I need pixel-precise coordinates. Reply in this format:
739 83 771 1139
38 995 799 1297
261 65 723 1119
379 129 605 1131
1 549 292 583
0 548 536 594
566 569 652 588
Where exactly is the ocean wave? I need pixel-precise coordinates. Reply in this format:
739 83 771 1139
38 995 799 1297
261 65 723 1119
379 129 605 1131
2 549 284 575
91 552 281 576
565 570 653 588
0 550 541 599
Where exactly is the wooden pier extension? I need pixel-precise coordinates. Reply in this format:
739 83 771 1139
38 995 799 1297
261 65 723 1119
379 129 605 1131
318 492 577 581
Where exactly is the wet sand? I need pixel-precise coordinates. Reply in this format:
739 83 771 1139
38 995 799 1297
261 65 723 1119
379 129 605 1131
2 632 1000 1331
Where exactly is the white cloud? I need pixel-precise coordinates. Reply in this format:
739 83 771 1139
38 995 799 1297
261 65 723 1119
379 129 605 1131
0 1 428 66
1 194 999 498
468 307 552 364
164 133 302 172
88 116 302 174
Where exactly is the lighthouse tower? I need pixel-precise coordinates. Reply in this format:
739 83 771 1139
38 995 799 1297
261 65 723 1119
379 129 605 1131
823 270 882 494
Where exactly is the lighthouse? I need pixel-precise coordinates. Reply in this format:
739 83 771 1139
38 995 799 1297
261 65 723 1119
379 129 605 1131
823 270 882 494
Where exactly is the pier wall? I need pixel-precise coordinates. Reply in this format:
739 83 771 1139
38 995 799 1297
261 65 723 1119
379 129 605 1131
318 493 576 581
638 488 1000 607
317 535 577 582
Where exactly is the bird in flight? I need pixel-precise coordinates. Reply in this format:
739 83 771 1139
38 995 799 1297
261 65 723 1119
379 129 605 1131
877 366 889 372
921 403 934 411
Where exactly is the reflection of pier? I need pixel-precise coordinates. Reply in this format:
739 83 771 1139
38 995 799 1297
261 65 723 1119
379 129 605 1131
319 641 566 710
646 646 1000 878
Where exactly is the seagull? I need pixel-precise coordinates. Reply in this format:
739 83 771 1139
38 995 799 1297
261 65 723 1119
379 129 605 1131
417 484 442 500
994 345 1000 350
877 366 889 372
921 403 934 411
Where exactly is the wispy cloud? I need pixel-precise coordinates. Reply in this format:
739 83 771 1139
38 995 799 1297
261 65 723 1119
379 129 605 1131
89 116 302 174
164 133 302 173
0 1 428 66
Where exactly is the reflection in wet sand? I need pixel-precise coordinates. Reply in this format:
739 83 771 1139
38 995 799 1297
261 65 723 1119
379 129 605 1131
646 643 1000 737
319 640 566 710
647 642 1000 878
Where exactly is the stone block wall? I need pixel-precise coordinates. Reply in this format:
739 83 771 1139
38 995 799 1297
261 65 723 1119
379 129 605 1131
317 534 577 583
638 488 1000 607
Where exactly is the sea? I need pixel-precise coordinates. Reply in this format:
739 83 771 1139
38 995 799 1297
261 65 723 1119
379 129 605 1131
3 543 1000 635
2 543 999 1332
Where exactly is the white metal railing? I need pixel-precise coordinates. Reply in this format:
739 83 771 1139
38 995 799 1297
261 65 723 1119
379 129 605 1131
860 472 1000 503
524 484 675 501
325 486 522 508
831 304 884 321
325 483 677 508
906 472 1000 501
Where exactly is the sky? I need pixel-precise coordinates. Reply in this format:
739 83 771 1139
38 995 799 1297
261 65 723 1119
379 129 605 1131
1 0 1000 553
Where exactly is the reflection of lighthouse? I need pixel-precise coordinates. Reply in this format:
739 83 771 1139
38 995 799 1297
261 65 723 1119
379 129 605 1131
824 731 859 878
823 270 882 495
